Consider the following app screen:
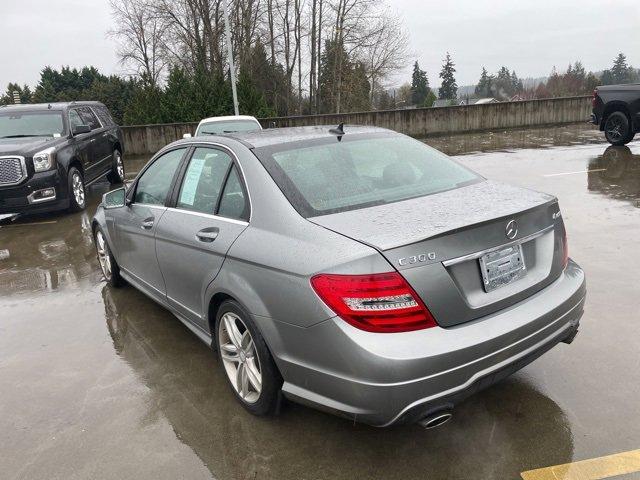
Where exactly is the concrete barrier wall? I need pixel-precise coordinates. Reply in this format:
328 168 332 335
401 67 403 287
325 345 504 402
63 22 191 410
121 96 591 156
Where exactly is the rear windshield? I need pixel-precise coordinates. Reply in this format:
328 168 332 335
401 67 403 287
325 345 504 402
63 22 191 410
196 119 261 136
0 111 65 138
254 133 481 217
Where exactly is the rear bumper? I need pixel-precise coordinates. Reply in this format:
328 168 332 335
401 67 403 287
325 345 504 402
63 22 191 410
258 260 586 426
0 170 68 215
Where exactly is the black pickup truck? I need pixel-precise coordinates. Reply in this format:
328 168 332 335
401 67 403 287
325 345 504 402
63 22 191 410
591 84 640 145
0 101 124 216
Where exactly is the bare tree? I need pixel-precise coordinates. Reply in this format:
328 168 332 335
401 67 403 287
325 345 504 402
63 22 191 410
109 0 168 87
359 11 409 103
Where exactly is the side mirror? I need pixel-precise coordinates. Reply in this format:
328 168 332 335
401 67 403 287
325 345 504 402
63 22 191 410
72 124 91 135
183 133 192 139
102 187 126 209
268 121 276 129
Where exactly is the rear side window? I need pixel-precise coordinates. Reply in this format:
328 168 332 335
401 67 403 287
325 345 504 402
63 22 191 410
76 107 101 130
135 148 186 205
254 133 480 217
218 166 248 221
176 147 232 214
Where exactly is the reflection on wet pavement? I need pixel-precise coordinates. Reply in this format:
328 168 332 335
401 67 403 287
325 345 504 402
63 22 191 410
1 127 639 479
588 146 640 206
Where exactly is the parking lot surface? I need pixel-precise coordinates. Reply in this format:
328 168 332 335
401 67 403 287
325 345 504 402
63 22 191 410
1 124 639 480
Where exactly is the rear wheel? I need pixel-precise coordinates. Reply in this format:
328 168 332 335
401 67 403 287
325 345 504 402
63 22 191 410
68 167 86 212
106 150 125 184
215 300 282 415
604 111 632 146
94 227 123 287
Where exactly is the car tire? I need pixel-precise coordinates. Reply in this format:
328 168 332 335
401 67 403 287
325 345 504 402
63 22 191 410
215 300 282 416
604 111 632 146
106 150 125 184
94 226 124 287
68 167 86 212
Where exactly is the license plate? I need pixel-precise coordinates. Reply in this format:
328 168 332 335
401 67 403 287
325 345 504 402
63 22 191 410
479 244 526 292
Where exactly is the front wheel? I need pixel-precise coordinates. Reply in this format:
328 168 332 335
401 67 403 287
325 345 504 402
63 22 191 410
68 167 86 212
106 150 125 184
94 227 124 287
215 300 282 416
604 111 632 146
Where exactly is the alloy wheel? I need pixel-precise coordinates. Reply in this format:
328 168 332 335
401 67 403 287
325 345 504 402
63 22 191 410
115 152 124 181
605 116 624 143
72 172 85 207
95 230 112 280
218 312 262 403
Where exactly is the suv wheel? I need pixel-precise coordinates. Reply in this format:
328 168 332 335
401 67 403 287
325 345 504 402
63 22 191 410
107 150 125 184
94 227 124 287
215 300 282 416
68 167 86 211
604 111 632 146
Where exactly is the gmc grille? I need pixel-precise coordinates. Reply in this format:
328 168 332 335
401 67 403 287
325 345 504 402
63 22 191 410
0 157 26 186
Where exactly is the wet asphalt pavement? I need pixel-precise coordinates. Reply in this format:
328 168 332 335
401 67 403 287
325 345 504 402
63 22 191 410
1 123 639 480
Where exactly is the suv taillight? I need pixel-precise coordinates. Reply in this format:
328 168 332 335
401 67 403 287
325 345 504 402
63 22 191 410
310 272 437 333
592 89 598 108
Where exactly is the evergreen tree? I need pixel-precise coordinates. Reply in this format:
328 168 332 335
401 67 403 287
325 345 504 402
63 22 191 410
410 61 430 106
474 67 492 97
0 83 32 105
423 90 437 107
438 52 457 100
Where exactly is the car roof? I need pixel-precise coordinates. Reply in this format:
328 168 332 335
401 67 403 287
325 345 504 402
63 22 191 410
0 101 105 113
216 125 392 149
198 115 260 124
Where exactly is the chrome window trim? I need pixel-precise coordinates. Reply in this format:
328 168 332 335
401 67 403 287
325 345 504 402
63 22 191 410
0 155 27 186
442 225 555 267
165 207 249 226
132 203 167 211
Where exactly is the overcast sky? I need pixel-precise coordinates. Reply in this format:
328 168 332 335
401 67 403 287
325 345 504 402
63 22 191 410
1 0 639 91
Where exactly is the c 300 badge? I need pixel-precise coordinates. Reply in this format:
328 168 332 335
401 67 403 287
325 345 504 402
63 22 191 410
398 252 436 266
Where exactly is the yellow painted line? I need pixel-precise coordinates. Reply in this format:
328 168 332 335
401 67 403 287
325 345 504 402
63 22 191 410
521 448 640 480
543 169 606 177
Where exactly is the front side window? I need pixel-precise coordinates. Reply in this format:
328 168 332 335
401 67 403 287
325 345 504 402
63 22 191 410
76 107 101 130
69 110 84 130
196 120 261 136
134 148 186 205
0 111 64 138
254 133 481 217
176 148 232 214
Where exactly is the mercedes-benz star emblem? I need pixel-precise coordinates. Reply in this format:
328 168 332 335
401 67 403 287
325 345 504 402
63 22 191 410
506 220 518 240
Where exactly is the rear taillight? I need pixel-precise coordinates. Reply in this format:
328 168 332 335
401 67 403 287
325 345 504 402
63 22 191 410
592 89 598 108
310 272 437 333
562 229 569 268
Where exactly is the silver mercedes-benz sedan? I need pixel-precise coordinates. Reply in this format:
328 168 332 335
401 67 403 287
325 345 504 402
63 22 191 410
92 125 585 428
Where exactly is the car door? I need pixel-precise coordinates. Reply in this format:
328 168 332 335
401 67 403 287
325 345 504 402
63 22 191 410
116 147 188 303
77 106 111 181
155 146 250 329
68 108 92 174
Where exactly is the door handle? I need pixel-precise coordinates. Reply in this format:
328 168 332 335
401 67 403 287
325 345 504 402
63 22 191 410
141 218 154 230
196 227 219 242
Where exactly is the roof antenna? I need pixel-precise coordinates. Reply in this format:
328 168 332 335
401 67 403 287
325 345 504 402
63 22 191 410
329 123 345 140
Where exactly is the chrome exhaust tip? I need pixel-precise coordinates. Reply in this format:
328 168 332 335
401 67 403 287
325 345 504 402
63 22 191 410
418 410 453 429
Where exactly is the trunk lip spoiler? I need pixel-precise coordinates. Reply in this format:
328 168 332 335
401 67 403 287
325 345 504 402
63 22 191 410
442 224 555 267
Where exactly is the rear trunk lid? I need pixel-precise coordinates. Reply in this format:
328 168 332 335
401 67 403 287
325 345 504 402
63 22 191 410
309 180 566 327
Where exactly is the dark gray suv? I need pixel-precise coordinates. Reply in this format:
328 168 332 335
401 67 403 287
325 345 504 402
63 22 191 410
0 101 124 215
